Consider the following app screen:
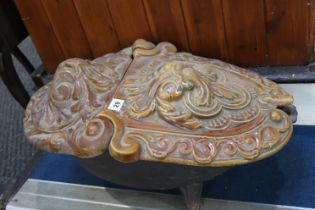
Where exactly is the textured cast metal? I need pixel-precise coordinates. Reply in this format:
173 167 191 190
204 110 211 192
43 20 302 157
24 39 294 167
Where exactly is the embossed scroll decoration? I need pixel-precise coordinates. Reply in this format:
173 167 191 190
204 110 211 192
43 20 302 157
24 39 295 167
24 49 132 157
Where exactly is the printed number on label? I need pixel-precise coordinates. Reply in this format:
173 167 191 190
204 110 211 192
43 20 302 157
108 99 124 112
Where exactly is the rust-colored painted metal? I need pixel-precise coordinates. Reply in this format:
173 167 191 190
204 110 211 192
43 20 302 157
24 40 295 167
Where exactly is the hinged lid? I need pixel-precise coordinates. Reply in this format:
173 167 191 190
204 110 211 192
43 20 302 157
24 40 295 167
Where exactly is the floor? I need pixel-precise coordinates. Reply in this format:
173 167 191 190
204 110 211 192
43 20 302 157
7 179 314 210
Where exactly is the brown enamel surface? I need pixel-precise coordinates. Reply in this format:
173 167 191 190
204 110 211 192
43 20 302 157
24 40 294 167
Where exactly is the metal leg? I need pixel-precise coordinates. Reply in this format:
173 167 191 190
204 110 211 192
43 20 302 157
180 182 203 210
0 52 30 108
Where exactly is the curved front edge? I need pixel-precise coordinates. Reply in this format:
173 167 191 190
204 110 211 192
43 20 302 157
107 109 292 167
101 110 140 163
24 49 132 157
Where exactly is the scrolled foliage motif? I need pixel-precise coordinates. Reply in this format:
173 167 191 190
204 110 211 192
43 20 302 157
123 61 258 130
24 51 132 157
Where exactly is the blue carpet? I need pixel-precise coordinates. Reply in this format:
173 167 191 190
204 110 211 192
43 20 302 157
31 125 315 208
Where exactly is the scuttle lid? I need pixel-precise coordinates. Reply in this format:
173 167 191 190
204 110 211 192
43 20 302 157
24 39 295 167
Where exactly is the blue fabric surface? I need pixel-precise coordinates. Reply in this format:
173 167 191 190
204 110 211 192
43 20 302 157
31 125 315 208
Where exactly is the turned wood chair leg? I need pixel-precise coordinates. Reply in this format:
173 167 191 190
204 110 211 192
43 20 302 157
0 52 29 108
12 47 44 88
11 47 34 74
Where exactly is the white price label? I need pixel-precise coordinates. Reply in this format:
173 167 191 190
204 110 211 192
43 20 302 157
108 98 124 112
